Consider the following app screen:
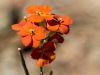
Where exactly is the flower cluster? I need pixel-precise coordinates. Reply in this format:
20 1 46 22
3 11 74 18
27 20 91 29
12 4 73 67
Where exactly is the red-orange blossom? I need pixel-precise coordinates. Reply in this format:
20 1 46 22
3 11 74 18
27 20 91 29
11 4 73 67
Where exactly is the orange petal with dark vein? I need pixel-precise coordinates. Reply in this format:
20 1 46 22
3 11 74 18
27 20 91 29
47 19 59 31
36 54 49 67
47 24 59 31
44 52 56 63
62 16 73 25
59 25 69 34
45 14 54 20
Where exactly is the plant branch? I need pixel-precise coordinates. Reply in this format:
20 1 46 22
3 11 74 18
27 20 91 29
18 48 29 75
40 67 43 75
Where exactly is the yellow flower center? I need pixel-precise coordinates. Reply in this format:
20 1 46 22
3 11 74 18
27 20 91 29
36 11 47 16
36 11 42 16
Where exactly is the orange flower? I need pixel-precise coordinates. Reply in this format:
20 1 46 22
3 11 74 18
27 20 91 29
18 22 46 48
26 5 54 22
47 15 73 34
11 17 30 31
36 52 56 67
31 42 56 67
36 54 49 67
11 19 26 31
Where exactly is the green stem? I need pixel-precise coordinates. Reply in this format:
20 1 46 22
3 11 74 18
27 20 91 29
49 71 53 75
18 48 29 75
40 67 43 75
39 36 49 75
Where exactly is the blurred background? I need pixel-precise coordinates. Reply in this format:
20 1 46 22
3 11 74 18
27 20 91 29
0 0 100 75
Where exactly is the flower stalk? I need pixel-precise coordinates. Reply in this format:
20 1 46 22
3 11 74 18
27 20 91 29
40 67 43 75
18 48 29 75
12 4 73 75
49 71 53 75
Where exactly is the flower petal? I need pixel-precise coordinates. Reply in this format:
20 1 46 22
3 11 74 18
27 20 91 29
31 47 41 59
50 32 64 43
43 42 56 52
39 5 52 14
31 36 40 48
59 25 69 34
44 52 56 63
62 16 73 25
34 27 46 40
11 24 22 31
26 4 39 14
47 19 59 31
21 35 32 46
28 15 44 22
24 22 34 30
11 20 26 31
36 54 49 67
18 23 34 36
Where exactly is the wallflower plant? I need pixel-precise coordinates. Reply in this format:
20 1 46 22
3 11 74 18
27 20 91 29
12 4 73 75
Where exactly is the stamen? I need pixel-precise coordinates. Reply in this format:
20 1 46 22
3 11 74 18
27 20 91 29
58 17 62 24
36 11 42 16
30 29 34 35
30 29 34 32
36 11 39 14
59 17 62 21
24 16 27 22
39 12 42 15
